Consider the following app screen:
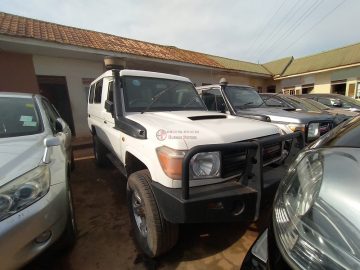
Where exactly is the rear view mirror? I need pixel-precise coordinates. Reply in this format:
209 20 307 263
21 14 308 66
105 100 114 114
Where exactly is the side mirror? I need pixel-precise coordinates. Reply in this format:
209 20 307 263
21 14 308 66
332 100 342 107
43 137 61 163
55 118 67 133
218 102 226 113
105 100 114 114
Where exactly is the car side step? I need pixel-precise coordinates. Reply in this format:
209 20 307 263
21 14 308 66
106 153 127 177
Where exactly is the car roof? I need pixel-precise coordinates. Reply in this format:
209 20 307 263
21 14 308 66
196 84 255 90
92 69 192 84
0 92 35 98
301 94 342 98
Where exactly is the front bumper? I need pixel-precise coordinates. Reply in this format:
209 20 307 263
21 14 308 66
153 132 304 224
0 182 68 270
241 223 291 270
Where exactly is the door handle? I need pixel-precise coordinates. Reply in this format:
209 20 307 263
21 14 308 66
104 120 107 124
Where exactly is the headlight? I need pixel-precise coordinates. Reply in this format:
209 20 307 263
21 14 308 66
273 150 359 269
190 152 220 179
156 146 221 180
307 123 320 141
0 166 50 221
287 123 305 133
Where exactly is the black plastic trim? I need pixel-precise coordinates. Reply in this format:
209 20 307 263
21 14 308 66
114 117 147 139
111 69 147 139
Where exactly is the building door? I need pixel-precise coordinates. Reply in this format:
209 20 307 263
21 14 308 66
37 76 76 135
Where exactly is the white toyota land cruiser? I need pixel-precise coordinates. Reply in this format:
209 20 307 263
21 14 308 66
87 68 303 257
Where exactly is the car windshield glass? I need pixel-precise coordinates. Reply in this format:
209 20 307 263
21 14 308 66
224 86 264 109
303 98 330 110
0 97 42 138
337 96 360 108
122 76 206 112
283 96 322 112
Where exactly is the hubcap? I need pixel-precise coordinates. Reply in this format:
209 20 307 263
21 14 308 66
132 190 147 237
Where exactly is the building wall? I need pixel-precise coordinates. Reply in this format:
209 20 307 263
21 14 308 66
33 55 104 137
275 65 360 97
0 51 39 93
179 67 268 89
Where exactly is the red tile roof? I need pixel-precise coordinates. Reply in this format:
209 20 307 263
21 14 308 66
0 12 225 69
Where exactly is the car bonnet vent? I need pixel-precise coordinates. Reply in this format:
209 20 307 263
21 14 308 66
188 115 227 120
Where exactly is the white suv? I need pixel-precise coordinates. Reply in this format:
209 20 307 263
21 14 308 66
87 69 303 257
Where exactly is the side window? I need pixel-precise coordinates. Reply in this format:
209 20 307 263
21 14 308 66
89 84 95 104
94 79 103 104
42 99 59 133
107 81 114 102
202 88 225 111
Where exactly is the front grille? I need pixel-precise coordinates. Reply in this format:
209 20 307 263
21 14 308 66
222 149 247 178
319 122 332 135
262 142 282 164
221 135 283 178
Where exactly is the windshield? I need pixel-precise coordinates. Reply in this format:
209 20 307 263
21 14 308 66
0 97 42 138
283 95 322 112
303 98 330 110
122 76 206 112
337 95 360 108
223 86 264 109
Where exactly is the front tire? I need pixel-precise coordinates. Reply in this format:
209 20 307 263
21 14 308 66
55 181 77 250
127 170 179 257
93 134 108 167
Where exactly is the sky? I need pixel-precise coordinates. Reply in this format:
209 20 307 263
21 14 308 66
0 0 359 63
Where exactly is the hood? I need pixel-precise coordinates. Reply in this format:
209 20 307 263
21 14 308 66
327 108 358 117
0 134 45 186
126 111 280 149
314 148 360 258
237 107 334 124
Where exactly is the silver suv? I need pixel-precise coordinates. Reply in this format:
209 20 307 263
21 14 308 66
0 92 76 269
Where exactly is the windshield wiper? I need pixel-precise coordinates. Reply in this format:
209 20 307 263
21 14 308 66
141 83 179 114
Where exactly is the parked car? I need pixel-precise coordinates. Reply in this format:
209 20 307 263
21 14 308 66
87 68 303 257
260 93 353 125
301 93 360 112
0 92 76 269
301 96 358 117
241 115 360 270
196 80 335 143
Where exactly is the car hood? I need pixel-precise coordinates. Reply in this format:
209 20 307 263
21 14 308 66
126 111 280 149
314 148 360 256
237 107 334 124
0 133 46 186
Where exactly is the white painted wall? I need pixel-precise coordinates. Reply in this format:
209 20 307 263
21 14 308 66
33 55 104 137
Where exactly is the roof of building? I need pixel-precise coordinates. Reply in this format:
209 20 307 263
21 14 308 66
281 43 360 77
206 54 271 75
1 12 360 79
262 57 293 76
0 12 271 76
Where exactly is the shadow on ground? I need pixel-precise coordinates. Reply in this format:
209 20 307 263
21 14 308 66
25 152 269 270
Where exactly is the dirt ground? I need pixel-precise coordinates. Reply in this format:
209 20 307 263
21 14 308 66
25 148 268 270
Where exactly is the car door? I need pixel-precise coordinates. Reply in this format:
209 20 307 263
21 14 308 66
100 78 124 160
41 98 71 160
